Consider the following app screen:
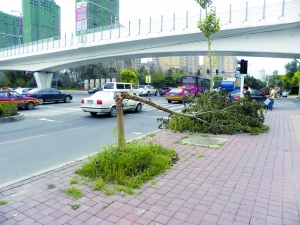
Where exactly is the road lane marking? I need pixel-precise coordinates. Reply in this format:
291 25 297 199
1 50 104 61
0 126 88 146
38 118 62 122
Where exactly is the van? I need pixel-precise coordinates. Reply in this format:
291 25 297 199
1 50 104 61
103 82 139 96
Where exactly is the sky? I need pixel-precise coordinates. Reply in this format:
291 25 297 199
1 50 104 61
0 0 293 77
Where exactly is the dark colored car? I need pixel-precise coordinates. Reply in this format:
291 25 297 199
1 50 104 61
229 89 267 103
26 88 73 105
0 90 39 110
88 87 103 94
159 87 173 96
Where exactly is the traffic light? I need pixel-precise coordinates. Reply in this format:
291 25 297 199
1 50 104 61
216 69 219 75
236 59 248 74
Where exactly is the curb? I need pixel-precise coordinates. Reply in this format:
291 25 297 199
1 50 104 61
0 113 24 124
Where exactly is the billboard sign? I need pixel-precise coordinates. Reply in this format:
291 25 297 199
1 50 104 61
76 1 88 31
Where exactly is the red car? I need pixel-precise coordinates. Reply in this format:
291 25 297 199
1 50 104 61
0 90 39 110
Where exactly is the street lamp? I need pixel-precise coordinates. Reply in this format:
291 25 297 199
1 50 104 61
82 0 117 29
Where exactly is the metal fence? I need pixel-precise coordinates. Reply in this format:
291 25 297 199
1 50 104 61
1 0 299 58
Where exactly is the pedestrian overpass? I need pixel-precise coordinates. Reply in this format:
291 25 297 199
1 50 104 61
0 0 300 88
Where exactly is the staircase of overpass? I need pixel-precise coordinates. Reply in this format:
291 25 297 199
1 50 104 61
0 0 299 88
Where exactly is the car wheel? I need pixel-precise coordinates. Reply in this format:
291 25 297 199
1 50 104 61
109 106 117 117
64 96 71 103
168 100 172 103
90 112 97 116
155 91 158 96
135 103 142 112
37 97 44 105
160 94 163 97
147 92 150 96
26 102 35 110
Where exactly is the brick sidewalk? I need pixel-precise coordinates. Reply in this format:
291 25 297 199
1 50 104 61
0 111 300 225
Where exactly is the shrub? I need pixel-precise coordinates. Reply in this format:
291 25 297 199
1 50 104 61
75 142 177 191
160 91 269 135
0 104 18 118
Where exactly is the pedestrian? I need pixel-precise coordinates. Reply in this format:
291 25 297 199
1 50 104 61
268 86 275 111
243 85 251 100
261 89 265 95
245 84 252 94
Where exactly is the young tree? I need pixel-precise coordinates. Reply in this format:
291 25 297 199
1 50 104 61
195 0 221 90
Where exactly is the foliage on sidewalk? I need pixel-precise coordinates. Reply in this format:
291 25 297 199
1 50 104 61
0 200 8 206
75 141 177 194
159 91 270 135
0 103 18 118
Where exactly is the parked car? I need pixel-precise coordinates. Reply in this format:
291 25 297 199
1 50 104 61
137 85 158 96
15 88 32 96
81 90 142 117
26 88 73 105
0 90 39 110
159 87 173 96
88 87 103 94
165 88 193 103
229 89 267 103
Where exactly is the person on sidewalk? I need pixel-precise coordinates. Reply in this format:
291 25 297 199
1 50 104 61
245 84 252 94
268 86 275 111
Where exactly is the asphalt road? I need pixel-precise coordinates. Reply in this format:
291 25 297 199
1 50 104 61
0 91 184 186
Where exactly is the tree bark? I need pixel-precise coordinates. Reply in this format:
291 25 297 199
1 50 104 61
116 93 125 151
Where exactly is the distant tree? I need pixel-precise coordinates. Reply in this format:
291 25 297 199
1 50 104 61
3 71 32 87
281 60 300 93
244 75 266 90
120 70 138 85
213 75 223 88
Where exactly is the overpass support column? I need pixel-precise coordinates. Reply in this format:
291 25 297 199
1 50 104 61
34 72 53 88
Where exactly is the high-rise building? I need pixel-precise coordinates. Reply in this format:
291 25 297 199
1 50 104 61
0 11 22 48
203 56 237 77
22 0 61 44
153 56 199 74
75 0 119 35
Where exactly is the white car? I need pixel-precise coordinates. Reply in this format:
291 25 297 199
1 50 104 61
137 85 158 96
15 88 31 96
81 90 142 117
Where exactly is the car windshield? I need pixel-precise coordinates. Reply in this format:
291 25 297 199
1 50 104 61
93 91 111 98
138 85 145 88
162 87 170 90
169 88 183 93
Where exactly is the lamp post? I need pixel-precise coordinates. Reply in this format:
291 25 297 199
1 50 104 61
82 0 117 29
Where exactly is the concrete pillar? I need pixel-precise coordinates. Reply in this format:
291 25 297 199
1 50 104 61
95 79 100 87
84 79 89 89
106 78 111 83
34 72 53 88
111 78 116 82
90 79 95 88
101 78 105 87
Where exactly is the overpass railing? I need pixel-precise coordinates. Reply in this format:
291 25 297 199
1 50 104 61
1 0 299 58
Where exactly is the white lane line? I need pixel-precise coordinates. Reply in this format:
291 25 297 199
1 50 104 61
38 118 62 122
0 126 89 146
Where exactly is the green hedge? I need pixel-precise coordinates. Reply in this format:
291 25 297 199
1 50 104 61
0 104 18 118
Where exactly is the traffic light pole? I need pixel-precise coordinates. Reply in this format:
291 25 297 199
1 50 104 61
240 73 244 98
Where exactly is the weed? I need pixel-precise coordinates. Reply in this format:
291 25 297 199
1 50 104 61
47 184 56 189
102 186 116 196
191 154 195 156
0 200 8 206
71 204 80 210
146 133 156 137
199 134 208 137
62 187 83 199
75 142 176 194
150 180 157 186
197 154 204 158
69 178 79 185
102 204 108 210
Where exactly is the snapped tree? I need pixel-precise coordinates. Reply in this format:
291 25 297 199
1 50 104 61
195 0 221 90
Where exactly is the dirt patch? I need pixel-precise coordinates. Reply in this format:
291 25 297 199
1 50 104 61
177 134 228 149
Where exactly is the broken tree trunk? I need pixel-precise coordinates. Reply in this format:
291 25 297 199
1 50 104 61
116 93 125 151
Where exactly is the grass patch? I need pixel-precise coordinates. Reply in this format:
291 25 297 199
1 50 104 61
75 141 176 194
0 200 8 206
146 133 156 137
62 187 83 199
197 153 204 158
71 204 80 210
69 178 79 185
47 184 56 189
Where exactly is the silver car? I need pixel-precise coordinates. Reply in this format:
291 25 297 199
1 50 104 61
137 85 158 96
